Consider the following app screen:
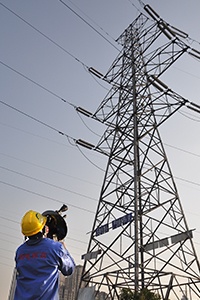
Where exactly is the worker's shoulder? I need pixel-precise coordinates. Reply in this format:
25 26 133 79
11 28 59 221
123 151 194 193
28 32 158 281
42 237 62 248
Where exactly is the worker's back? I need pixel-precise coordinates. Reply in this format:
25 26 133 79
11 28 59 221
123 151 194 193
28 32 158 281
14 237 75 300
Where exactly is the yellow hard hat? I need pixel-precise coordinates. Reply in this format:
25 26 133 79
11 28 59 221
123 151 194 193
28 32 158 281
21 210 47 236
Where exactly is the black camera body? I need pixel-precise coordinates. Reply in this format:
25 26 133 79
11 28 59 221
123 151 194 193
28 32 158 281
42 204 68 241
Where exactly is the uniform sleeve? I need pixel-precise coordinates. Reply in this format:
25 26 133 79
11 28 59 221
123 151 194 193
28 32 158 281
58 244 76 276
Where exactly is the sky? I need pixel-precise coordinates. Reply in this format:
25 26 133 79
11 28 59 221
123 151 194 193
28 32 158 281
1 0 200 299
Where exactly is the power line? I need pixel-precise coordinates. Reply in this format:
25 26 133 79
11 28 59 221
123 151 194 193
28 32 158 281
0 231 20 241
2 3 200 115
2 146 200 208
174 176 200 188
66 0 117 43
0 247 14 253
126 0 142 14
0 179 94 214
179 109 200 122
0 215 89 249
137 0 145 7
0 215 19 225
2 107 200 180
0 120 72 148
0 0 120 90
2 1 200 91
58 0 120 51
164 143 200 158
0 213 90 249
0 98 108 174
0 165 98 202
2 98 200 189
0 99 74 140
0 98 106 173
0 58 106 112
0 60 68 104
0 261 14 268
1 89 200 198
1 2 200 212
0 151 100 187
0 112 200 188
0 2 109 91
0 2 89 69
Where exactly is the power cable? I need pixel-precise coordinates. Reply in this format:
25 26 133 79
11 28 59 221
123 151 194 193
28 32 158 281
0 118 200 196
2 3 200 196
0 60 68 104
2 57 198 143
58 0 120 52
76 144 106 173
2 146 200 208
0 2 109 91
0 215 19 225
0 215 89 249
2 97 200 190
0 231 20 241
164 143 200 159
66 0 117 43
2 107 200 182
2 90 200 199
0 214 90 249
174 176 200 188
173 65 200 82
0 247 14 253
2 2 200 109
77 112 101 137
179 109 200 122
0 120 72 148
0 0 117 91
0 2 88 69
0 179 94 214
0 261 14 268
126 0 142 14
0 99 74 141
0 165 98 202
0 99 108 175
137 0 145 7
0 216 88 247
0 58 107 110
0 151 100 187
0 99 107 174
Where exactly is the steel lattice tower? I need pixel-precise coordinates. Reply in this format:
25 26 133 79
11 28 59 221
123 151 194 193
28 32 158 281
77 6 200 300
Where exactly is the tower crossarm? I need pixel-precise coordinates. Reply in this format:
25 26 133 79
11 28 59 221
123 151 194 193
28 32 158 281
103 10 191 86
75 84 189 158
89 83 188 158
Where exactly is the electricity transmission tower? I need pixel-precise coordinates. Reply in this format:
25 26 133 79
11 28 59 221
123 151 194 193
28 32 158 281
76 5 200 300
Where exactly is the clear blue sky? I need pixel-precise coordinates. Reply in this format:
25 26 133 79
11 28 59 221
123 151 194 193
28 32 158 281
1 1 200 299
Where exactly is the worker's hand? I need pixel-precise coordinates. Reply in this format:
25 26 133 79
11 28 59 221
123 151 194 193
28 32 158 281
59 240 66 249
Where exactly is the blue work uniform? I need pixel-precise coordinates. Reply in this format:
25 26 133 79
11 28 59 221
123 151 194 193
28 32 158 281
14 237 75 300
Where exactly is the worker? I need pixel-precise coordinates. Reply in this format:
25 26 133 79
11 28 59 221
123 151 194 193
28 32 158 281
14 210 75 300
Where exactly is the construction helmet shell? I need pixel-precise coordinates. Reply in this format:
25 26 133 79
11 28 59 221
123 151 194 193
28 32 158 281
21 210 47 236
